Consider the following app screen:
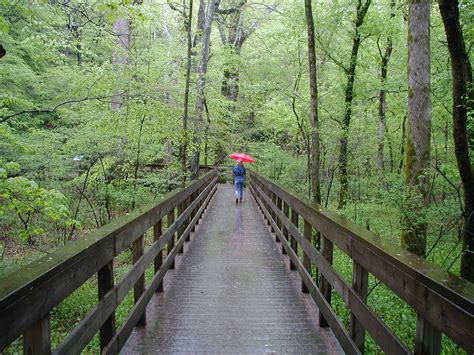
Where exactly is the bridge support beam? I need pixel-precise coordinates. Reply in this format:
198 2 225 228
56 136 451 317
319 236 333 327
302 220 312 293
290 210 298 270
282 202 289 255
167 209 175 269
98 261 116 350
350 261 368 352
154 220 164 292
23 313 51 355
415 314 441 355
133 235 146 327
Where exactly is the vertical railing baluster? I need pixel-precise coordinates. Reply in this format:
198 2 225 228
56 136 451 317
191 191 198 232
290 209 298 271
154 219 164 292
350 261 368 351
186 196 192 241
265 187 271 227
167 209 175 269
23 314 51 355
302 220 311 293
415 314 441 355
132 235 146 326
276 196 283 242
282 201 289 255
319 236 333 327
177 200 186 253
98 261 115 350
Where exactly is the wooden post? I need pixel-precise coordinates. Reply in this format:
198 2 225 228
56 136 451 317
350 261 368 352
282 202 289 255
167 209 175 269
23 314 51 355
178 201 185 253
276 196 283 241
266 188 272 227
415 314 441 355
186 196 192 240
191 192 198 231
132 235 146 326
290 209 299 270
98 261 115 351
154 220 164 292
302 220 311 293
319 236 333 327
270 191 276 234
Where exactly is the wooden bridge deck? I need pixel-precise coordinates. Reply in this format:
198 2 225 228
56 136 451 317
122 184 342 354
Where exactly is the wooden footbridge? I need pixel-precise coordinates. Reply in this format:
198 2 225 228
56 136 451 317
1 169 473 354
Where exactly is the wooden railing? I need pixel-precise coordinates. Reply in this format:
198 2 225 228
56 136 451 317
249 171 473 354
0 170 218 354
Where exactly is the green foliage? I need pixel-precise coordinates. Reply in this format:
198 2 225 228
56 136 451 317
0 161 77 243
0 0 472 353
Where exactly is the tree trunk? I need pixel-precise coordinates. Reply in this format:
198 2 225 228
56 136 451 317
191 0 220 178
377 0 395 171
218 1 247 101
337 0 371 209
401 0 431 257
439 0 474 281
111 18 131 110
181 0 194 187
304 0 321 204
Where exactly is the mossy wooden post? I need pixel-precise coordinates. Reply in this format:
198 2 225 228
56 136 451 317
276 196 283 238
23 314 51 355
272 194 279 241
265 187 272 227
178 201 186 253
415 314 441 355
350 261 368 351
98 261 115 350
167 209 175 269
302 219 311 293
154 219 164 292
186 196 192 240
282 202 289 255
290 209 299 270
319 236 333 327
132 235 146 326
191 191 198 232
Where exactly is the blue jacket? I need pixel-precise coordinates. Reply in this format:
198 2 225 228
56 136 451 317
232 165 246 183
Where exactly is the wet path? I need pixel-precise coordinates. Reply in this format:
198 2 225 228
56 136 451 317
122 184 342 354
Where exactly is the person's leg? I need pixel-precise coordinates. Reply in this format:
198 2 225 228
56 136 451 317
234 181 239 203
237 181 244 202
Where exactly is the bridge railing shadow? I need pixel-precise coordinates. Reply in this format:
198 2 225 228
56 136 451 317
249 170 473 355
0 170 218 354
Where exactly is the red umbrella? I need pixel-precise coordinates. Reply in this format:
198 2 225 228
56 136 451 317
229 153 256 163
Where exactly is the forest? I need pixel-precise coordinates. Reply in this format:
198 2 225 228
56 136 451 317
0 0 472 353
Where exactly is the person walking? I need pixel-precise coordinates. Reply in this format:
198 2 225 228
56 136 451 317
232 160 246 203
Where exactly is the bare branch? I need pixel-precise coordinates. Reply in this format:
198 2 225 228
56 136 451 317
1 92 127 123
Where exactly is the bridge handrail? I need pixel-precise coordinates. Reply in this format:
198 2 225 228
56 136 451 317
0 170 218 354
249 171 473 354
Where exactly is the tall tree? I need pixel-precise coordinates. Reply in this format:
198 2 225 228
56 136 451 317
304 0 321 204
337 0 371 209
111 1 143 110
401 0 431 256
216 0 247 101
376 0 395 171
181 0 194 186
439 0 474 281
190 0 220 178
